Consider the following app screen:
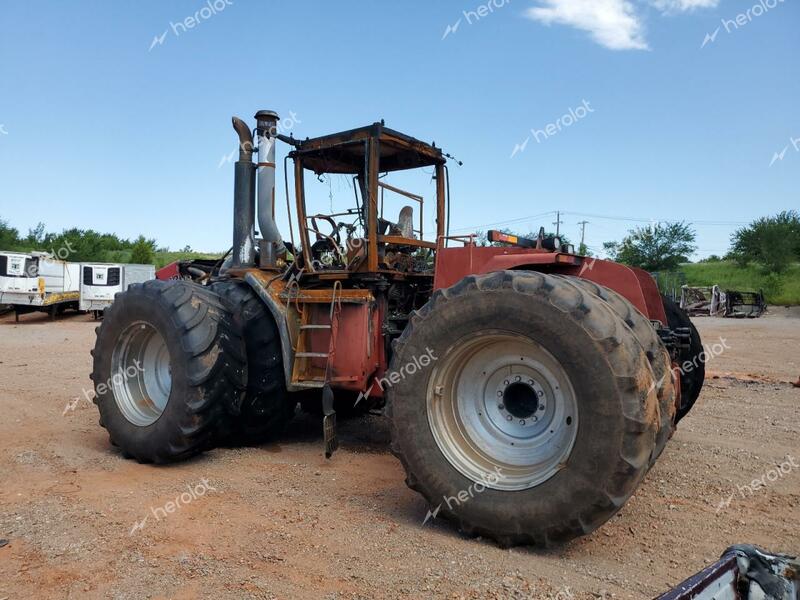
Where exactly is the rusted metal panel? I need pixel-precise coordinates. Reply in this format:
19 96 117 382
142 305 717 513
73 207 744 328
435 163 446 241
367 137 380 273
290 123 444 174
377 235 436 249
245 269 382 391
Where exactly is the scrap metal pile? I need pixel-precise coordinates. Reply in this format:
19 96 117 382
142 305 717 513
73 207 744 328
680 285 767 318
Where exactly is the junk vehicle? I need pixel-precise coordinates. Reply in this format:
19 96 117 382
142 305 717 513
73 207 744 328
80 263 156 317
90 111 706 546
681 285 767 318
0 251 80 321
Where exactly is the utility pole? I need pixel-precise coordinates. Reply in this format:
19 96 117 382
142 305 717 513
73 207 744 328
552 211 563 237
578 220 589 247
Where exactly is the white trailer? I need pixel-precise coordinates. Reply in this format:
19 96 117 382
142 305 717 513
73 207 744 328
79 263 155 314
0 251 81 320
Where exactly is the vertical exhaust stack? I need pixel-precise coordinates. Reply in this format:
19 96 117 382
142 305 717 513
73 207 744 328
254 110 285 267
231 117 256 269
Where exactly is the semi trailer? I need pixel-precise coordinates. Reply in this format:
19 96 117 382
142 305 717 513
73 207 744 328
0 251 80 321
79 263 156 316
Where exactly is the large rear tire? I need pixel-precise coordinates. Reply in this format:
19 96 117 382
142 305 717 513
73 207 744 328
662 296 704 423
91 280 246 463
211 280 295 446
557 276 676 466
388 271 659 546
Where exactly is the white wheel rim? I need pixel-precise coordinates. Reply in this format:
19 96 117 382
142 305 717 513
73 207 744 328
110 321 172 426
427 331 578 491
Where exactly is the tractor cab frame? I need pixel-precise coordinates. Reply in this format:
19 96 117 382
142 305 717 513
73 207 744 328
288 121 446 277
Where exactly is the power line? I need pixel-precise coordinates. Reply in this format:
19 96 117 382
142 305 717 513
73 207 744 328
452 209 749 235
449 211 556 234
560 211 749 226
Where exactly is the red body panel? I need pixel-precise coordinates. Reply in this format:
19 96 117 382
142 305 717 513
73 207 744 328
155 262 180 281
434 245 667 324
303 302 382 393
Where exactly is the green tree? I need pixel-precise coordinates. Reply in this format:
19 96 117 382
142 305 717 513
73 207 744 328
130 235 156 264
604 222 697 272
0 218 21 249
25 222 46 246
729 210 800 273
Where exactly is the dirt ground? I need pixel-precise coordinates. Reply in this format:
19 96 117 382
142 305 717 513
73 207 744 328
0 307 798 600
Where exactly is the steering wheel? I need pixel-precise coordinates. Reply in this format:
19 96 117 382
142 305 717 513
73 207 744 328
308 215 341 245
306 214 347 267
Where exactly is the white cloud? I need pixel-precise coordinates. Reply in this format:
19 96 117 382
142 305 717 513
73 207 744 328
525 0 649 51
650 0 719 13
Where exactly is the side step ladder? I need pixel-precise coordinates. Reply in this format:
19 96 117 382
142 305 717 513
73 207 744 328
290 283 342 457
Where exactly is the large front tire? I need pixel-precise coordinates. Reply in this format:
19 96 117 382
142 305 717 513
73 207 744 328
558 276 676 467
211 280 295 446
91 280 246 463
388 271 659 546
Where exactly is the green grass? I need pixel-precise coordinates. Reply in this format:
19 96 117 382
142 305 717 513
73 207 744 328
85 250 223 269
681 261 800 306
152 251 224 269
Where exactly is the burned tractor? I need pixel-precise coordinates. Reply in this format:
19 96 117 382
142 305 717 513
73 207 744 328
91 110 705 546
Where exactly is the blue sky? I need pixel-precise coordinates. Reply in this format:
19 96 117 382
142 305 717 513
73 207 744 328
0 0 797 257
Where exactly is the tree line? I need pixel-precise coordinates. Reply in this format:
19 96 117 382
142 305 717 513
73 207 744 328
603 210 800 274
0 218 157 265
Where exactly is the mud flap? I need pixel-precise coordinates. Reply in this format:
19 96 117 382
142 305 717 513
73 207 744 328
322 385 338 458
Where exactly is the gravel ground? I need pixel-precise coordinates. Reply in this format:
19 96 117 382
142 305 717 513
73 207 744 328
0 308 798 599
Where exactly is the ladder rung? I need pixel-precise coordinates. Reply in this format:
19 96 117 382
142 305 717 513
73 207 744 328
300 324 332 330
296 352 329 358
293 381 326 389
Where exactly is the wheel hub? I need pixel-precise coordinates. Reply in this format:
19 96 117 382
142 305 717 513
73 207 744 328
427 332 578 491
110 322 172 427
